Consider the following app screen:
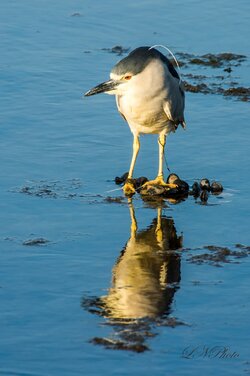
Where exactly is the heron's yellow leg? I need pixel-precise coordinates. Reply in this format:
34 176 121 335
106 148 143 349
123 135 140 196
142 134 177 189
157 133 166 181
128 135 140 179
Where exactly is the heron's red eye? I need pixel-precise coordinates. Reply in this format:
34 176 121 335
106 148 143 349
124 75 132 80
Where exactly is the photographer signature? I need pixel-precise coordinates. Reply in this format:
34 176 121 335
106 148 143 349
182 345 239 360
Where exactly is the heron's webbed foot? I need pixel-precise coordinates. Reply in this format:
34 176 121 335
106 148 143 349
123 179 136 196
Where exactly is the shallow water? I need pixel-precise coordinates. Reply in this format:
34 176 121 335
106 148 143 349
0 0 250 375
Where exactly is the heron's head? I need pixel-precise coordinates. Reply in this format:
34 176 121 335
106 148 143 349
84 57 137 97
84 72 133 97
84 47 179 97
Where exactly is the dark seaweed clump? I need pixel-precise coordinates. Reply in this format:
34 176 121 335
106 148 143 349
219 87 250 101
183 82 211 94
17 179 83 199
188 53 246 67
174 52 249 102
102 45 130 56
23 238 49 246
187 244 250 267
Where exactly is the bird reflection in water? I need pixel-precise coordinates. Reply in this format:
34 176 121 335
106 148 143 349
82 199 184 352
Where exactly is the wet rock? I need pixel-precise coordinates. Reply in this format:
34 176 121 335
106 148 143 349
114 173 222 201
166 173 189 193
166 173 179 185
139 184 166 197
189 182 200 197
134 176 148 190
200 178 211 191
115 172 129 185
210 181 223 193
137 173 189 198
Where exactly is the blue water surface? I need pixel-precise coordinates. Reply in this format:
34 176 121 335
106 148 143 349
0 0 250 375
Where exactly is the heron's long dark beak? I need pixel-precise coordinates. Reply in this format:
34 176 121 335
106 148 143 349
84 79 119 97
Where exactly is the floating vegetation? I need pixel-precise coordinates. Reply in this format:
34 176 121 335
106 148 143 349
187 244 250 267
22 238 50 246
174 52 249 101
102 45 130 56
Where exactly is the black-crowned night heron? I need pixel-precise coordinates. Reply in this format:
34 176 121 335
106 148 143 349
85 46 186 195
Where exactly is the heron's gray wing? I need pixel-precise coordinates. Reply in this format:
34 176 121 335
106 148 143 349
163 82 186 128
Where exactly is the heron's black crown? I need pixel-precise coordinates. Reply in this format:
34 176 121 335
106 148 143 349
111 46 180 79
